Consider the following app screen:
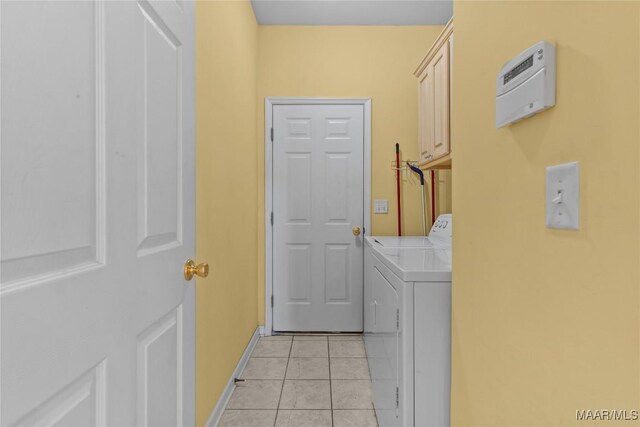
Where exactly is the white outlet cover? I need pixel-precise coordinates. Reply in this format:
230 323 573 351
546 161 580 230
374 199 389 214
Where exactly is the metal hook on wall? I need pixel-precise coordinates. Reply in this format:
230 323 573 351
391 159 419 172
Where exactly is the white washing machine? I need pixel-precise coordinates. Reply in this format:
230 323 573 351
368 214 451 250
364 215 452 427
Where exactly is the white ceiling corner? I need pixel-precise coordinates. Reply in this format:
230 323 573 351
251 0 453 26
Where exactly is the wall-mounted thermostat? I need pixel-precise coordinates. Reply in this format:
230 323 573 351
496 41 556 128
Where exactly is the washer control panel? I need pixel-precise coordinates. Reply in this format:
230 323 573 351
428 214 452 243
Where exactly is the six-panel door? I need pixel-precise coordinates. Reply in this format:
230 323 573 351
272 104 364 332
0 1 195 425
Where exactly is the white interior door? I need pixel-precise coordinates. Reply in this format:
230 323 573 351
272 104 364 332
1 1 196 425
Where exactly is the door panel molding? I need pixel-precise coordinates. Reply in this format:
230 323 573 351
136 0 184 257
264 98 371 335
136 305 183 427
14 360 107 427
0 1 106 296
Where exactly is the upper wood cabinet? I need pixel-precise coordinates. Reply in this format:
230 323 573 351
415 19 453 169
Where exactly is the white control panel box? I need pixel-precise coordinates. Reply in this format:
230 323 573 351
496 41 556 128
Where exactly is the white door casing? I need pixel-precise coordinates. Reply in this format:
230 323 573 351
270 102 367 332
1 1 195 425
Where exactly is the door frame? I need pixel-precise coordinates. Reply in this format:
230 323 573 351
264 97 372 336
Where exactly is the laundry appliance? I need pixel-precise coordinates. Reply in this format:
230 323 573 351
367 214 451 250
364 214 452 427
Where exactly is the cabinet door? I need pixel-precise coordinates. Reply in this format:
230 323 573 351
418 65 435 164
432 40 450 160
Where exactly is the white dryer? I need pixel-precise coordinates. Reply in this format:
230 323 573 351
364 215 452 427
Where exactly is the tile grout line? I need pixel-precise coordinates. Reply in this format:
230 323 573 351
273 338 293 427
328 339 334 427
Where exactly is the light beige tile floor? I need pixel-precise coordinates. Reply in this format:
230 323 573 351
217 334 378 427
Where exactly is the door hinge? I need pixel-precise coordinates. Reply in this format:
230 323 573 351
271 295 274 307
396 308 400 329
270 211 274 226
396 386 399 408
270 127 274 142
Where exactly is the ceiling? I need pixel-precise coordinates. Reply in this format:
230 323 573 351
251 0 453 26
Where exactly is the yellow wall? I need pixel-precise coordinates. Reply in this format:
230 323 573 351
451 1 640 425
195 2 258 426
256 26 448 322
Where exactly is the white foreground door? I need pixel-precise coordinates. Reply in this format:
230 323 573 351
272 104 364 332
1 1 196 426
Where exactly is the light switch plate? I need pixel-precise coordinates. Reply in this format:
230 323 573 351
546 161 580 230
374 199 388 214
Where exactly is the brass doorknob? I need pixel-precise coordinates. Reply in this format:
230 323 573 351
352 227 361 236
184 259 209 281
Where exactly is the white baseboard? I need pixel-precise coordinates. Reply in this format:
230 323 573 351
258 325 265 336
205 327 261 427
